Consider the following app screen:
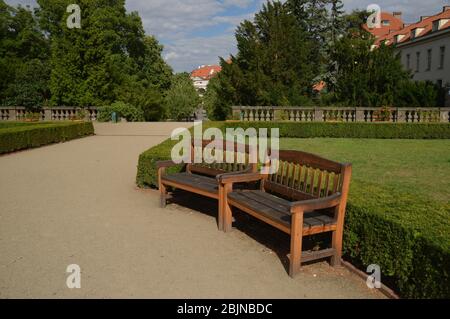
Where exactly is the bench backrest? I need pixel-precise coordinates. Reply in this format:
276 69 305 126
264 150 351 201
188 139 257 177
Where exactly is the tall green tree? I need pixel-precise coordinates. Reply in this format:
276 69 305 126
0 1 50 108
286 0 330 78
36 0 172 108
211 0 313 119
329 11 410 107
164 73 200 121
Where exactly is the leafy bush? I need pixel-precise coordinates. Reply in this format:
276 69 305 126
345 182 450 298
164 73 200 121
136 138 184 188
0 122 94 154
395 81 441 108
97 101 145 122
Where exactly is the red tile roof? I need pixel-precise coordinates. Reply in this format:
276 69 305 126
190 65 222 80
371 7 450 47
363 12 404 37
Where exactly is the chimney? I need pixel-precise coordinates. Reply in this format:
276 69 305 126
444 6 450 12
420 16 430 22
393 12 402 19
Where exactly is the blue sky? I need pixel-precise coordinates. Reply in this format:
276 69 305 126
5 0 450 72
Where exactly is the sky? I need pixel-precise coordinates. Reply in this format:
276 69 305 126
5 0 450 72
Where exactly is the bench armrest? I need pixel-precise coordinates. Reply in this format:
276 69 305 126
156 160 179 169
216 166 253 180
217 172 264 184
290 193 342 214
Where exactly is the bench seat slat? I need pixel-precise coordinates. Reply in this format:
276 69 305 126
228 190 336 231
163 173 218 194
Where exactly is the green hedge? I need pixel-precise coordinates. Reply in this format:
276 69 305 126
136 137 184 188
345 182 450 298
0 122 94 154
222 122 450 139
136 121 450 298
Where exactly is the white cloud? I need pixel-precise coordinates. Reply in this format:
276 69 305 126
164 34 236 72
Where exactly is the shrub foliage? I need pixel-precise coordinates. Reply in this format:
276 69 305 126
0 121 94 154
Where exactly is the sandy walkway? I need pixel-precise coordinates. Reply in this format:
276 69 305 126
0 122 384 298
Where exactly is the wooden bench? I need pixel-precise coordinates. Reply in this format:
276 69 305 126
218 150 352 277
157 139 257 230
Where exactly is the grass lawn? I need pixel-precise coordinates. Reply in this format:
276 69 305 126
281 138 450 247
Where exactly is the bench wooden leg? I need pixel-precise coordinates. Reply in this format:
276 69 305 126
331 205 344 266
159 183 167 208
158 167 167 208
289 212 303 278
218 185 224 231
331 229 342 266
222 184 233 233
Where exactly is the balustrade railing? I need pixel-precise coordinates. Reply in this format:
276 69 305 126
232 106 450 123
0 107 98 121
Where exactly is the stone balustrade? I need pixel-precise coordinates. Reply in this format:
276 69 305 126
0 107 98 121
231 106 450 123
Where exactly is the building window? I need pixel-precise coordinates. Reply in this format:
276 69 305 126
382 20 390 26
427 49 432 71
406 54 411 70
439 46 445 69
432 20 439 32
416 52 420 72
437 79 443 88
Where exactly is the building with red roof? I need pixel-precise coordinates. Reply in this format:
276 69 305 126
363 11 405 38
190 65 222 94
366 6 450 98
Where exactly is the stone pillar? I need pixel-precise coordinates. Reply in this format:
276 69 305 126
314 108 324 122
231 106 242 121
9 108 17 121
44 107 52 121
273 109 283 121
440 108 450 123
397 109 406 123
356 109 366 122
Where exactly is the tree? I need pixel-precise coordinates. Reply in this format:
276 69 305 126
164 73 200 121
0 1 50 108
328 0 345 45
210 0 314 119
36 0 171 107
202 76 220 120
286 0 330 78
329 11 410 107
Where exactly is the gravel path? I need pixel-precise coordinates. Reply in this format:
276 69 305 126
0 122 385 298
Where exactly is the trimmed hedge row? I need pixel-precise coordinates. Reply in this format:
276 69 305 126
136 121 450 298
221 121 450 139
345 182 450 298
137 137 183 188
0 122 95 154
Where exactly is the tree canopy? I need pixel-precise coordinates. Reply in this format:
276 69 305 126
165 73 200 121
206 0 441 119
1 0 172 118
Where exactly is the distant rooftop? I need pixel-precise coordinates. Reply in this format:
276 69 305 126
366 6 450 47
190 65 222 80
